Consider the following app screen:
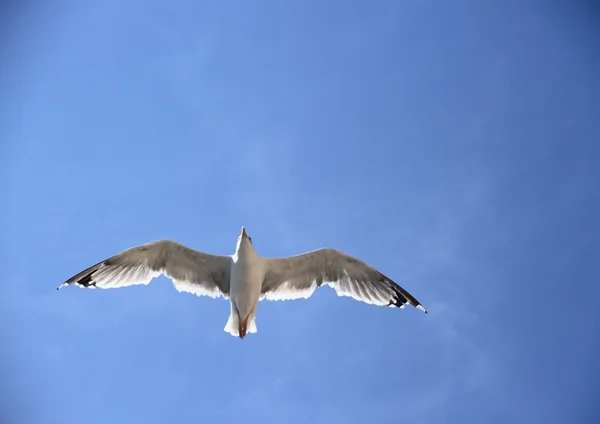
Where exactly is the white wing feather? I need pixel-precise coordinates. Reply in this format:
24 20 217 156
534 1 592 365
58 240 232 299
260 248 427 312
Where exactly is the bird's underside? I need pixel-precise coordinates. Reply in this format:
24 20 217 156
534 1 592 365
58 229 427 338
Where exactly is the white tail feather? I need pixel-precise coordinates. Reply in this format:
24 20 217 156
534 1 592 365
224 313 239 336
247 318 257 334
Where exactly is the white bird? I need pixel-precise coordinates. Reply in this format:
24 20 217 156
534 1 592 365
58 226 427 338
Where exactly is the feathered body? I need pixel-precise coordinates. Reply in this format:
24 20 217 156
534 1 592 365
226 234 264 337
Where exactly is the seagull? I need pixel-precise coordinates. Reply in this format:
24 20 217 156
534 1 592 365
58 226 427 338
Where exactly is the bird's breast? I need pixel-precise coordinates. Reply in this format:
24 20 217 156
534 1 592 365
230 257 264 302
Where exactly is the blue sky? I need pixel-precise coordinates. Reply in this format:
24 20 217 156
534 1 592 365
2 1 599 422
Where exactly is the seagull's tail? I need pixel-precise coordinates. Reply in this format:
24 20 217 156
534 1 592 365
224 313 257 337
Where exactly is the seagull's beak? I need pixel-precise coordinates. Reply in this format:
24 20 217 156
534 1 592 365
241 226 247 238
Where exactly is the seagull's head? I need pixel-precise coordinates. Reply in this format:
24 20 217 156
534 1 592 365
237 226 253 249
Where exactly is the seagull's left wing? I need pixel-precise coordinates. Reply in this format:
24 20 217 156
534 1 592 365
260 248 427 312
57 240 232 299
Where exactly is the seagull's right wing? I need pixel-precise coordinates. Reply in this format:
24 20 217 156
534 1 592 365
260 248 427 312
58 240 232 299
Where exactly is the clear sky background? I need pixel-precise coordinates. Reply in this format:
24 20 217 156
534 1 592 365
2 1 599 423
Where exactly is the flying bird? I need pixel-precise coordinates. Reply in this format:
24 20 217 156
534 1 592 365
58 227 427 338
